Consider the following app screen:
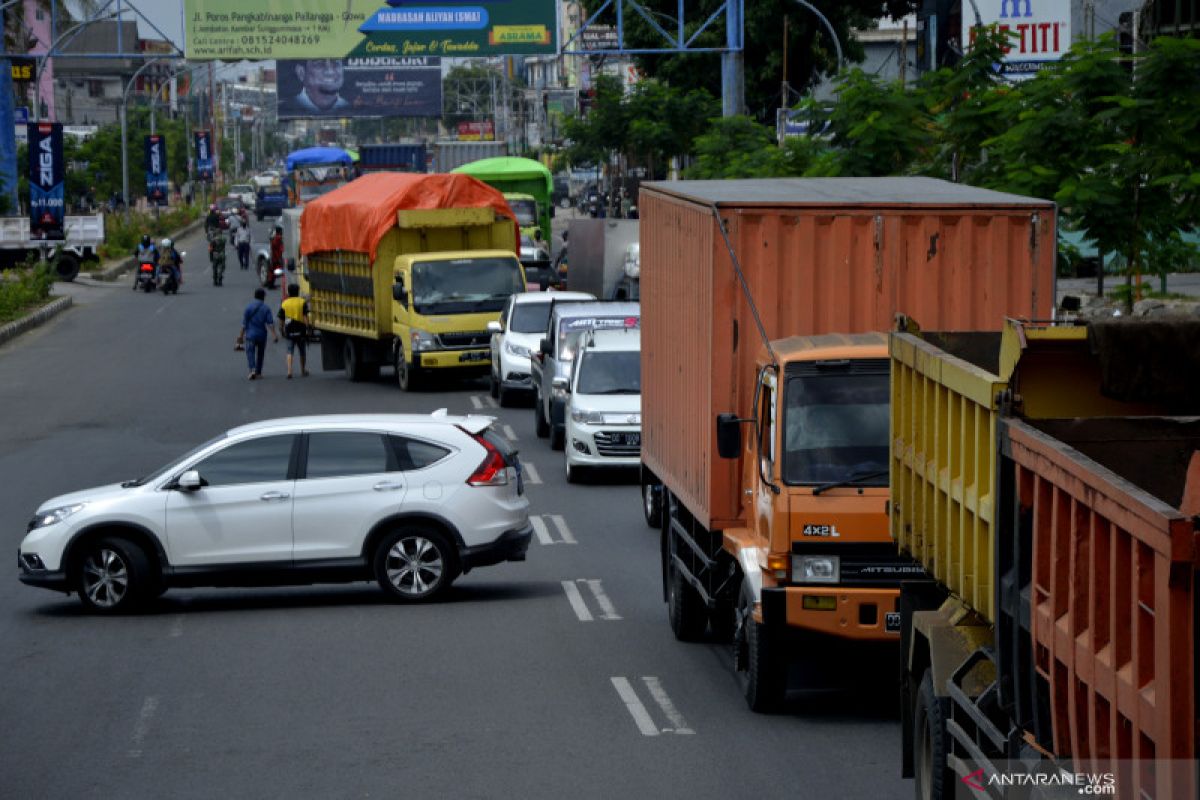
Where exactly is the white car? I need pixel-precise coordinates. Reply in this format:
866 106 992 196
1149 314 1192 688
561 327 641 483
488 291 593 407
228 183 256 209
18 413 532 612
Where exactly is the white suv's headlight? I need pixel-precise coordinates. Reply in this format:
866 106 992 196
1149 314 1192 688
793 555 839 584
29 503 87 530
410 329 437 352
504 340 530 358
570 408 604 424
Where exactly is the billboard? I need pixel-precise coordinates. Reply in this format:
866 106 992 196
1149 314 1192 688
276 56 441 119
145 135 169 206
457 121 494 141
27 122 64 241
194 130 214 181
964 0 1071 77
184 1 556 60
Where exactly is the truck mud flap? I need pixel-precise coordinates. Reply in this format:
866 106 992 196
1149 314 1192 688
320 333 344 371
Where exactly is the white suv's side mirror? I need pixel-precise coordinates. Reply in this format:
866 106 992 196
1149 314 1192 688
177 470 205 491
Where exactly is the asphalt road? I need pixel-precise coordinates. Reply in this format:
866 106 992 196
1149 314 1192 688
0 214 908 799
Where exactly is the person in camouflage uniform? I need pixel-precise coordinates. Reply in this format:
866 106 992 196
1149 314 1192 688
208 228 227 286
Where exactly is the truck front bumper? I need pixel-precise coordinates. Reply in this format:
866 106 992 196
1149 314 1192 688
414 348 491 371
761 586 901 641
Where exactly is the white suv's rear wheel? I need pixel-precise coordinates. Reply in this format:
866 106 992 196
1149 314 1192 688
374 529 457 602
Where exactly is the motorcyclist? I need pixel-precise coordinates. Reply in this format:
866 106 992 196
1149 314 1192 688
204 204 221 236
133 234 159 289
269 225 284 275
158 237 183 287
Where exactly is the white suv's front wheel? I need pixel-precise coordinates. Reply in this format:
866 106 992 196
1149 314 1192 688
75 537 154 614
374 528 457 602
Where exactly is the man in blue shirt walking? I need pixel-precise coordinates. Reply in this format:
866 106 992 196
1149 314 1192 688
239 288 278 379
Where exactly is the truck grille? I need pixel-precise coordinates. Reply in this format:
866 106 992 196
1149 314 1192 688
790 542 927 587
437 331 490 349
594 431 640 457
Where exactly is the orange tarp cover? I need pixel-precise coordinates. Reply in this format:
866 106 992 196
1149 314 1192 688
299 172 516 259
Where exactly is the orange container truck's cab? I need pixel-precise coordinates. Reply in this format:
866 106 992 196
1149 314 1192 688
695 335 923 709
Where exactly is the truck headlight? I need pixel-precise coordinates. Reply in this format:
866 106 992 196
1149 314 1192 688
504 341 530 358
410 329 437 352
29 503 86 530
570 408 603 424
793 555 839 584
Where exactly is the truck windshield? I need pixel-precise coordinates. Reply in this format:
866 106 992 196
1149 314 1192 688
782 372 889 487
411 257 524 315
576 350 640 395
510 302 552 333
509 198 537 227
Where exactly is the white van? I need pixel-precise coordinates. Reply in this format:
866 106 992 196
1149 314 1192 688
559 327 641 482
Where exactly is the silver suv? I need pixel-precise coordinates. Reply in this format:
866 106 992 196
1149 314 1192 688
18 413 531 612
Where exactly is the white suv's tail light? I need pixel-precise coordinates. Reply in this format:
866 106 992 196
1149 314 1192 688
463 430 509 487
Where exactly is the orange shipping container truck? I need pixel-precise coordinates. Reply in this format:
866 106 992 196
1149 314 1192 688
638 177 1056 711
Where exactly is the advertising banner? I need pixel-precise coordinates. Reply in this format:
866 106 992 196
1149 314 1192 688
964 0 1071 78
184 0 556 60
27 122 64 241
194 130 214 181
456 121 494 141
145 135 169 206
276 56 441 119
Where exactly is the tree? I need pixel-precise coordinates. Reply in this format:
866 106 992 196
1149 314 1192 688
824 68 930 176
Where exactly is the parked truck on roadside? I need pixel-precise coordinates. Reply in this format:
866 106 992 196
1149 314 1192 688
891 319 1198 800
0 213 104 280
639 178 1056 711
299 172 524 388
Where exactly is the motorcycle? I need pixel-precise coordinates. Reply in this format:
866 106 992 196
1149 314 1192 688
134 261 157 293
157 252 184 295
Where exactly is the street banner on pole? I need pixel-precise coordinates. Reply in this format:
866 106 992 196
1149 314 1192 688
184 1 556 60
145 135 169 207
28 122 64 241
195 130 214 181
276 56 441 119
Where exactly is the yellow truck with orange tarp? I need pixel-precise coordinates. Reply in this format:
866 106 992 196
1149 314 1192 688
638 178 1056 711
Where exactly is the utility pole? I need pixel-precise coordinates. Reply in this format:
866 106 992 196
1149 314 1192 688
780 16 788 111
208 62 219 183
721 0 744 115
900 19 908 85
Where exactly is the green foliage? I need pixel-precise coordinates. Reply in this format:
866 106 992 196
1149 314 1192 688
98 206 202 261
686 116 788 178
0 262 55 325
825 69 930 176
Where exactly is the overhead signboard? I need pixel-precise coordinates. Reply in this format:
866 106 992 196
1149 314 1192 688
579 25 618 50
184 0 556 60
276 56 441 119
964 0 1071 78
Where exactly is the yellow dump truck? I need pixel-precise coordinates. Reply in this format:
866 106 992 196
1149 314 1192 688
299 172 524 388
891 319 1199 800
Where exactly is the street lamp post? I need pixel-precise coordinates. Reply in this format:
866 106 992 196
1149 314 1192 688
33 11 121 121
120 57 164 212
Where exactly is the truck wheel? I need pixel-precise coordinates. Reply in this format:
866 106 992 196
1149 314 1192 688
734 583 787 712
641 480 663 529
550 424 565 451
395 350 421 391
344 338 366 382
534 392 549 438
667 544 708 642
55 253 80 282
914 672 951 800
489 369 499 399
257 256 274 288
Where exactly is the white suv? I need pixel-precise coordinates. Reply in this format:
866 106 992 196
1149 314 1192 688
561 327 641 483
18 413 531 612
488 291 593 406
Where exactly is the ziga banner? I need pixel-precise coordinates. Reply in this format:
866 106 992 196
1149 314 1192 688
27 122 64 241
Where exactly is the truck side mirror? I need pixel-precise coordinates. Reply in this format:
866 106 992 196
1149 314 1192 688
549 205 555 218
487 320 502 334
716 413 742 460
392 282 408 305
539 338 552 356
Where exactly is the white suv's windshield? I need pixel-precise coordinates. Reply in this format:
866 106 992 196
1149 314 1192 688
412 257 524 314
577 350 641 395
782 372 889 486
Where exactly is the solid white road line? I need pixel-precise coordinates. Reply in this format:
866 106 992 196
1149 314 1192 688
642 677 695 734
561 580 594 621
128 695 160 758
503 424 517 441
470 395 484 410
531 516 554 545
584 579 622 620
522 462 542 484
168 615 185 638
611 677 660 736
550 514 576 544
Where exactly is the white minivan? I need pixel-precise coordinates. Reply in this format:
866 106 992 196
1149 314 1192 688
560 327 641 482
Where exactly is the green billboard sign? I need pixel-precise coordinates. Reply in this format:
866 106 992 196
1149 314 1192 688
185 1 557 60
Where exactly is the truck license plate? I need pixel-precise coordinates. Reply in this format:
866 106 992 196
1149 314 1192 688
885 612 901 634
459 351 488 363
